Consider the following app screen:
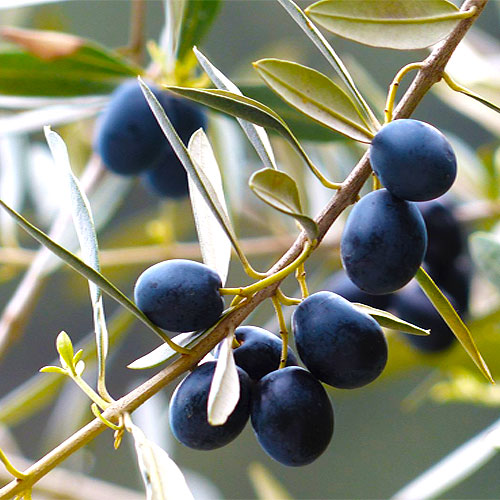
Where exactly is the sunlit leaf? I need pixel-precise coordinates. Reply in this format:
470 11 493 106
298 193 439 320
194 47 278 169
188 130 231 285
208 332 240 426
56 331 74 370
39 366 67 375
353 303 430 336
276 0 378 129
305 0 466 50
0 27 141 96
127 418 195 500
415 267 494 384
253 59 374 142
176 0 221 62
127 331 203 370
45 128 109 377
249 168 318 240
470 232 500 292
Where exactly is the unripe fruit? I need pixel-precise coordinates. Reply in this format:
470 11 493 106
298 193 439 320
324 270 393 310
215 326 298 381
341 189 427 295
169 361 251 450
370 119 457 201
392 282 456 353
95 80 173 175
251 366 334 466
134 259 224 333
293 291 387 389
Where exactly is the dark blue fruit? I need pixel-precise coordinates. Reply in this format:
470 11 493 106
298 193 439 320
251 366 334 466
418 199 464 270
215 326 298 381
370 119 457 201
324 270 392 310
134 259 224 332
341 189 427 295
95 80 173 175
293 291 388 389
141 97 207 198
392 281 456 353
169 361 251 450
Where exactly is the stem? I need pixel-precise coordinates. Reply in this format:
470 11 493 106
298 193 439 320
384 63 423 123
276 289 301 306
271 295 289 369
128 0 146 65
0 449 26 480
68 374 110 411
295 263 309 298
0 1 488 497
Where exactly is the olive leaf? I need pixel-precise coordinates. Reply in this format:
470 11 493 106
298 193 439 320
305 0 468 50
194 47 278 169
353 304 430 336
127 418 195 500
253 59 374 142
208 332 240 426
276 0 379 129
188 129 231 286
415 267 494 384
176 0 221 62
249 168 318 241
56 331 74 370
0 27 141 96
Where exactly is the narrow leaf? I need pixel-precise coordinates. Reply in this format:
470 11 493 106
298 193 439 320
451 87 500 116
0 28 141 96
353 303 430 336
253 58 374 142
415 267 494 384
0 197 174 346
188 130 231 285
56 331 74 370
208 332 240 426
140 80 245 255
127 332 203 370
127 419 194 500
40 366 67 375
470 232 500 292
306 0 466 50
276 0 378 129
249 168 318 240
194 47 278 170
176 0 221 62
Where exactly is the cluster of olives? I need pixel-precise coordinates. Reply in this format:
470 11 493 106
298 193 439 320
94 80 206 198
134 259 389 465
334 119 467 352
341 119 457 295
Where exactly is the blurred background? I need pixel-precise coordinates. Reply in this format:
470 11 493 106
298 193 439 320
0 1 500 498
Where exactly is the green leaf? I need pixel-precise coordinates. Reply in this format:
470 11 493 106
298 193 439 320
44 128 109 382
276 0 379 129
127 331 204 370
127 418 195 500
249 168 318 240
0 197 175 347
450 85 500 115
165 85 328 179
253 59 374 142
56 331 74 370
208 333 240 426
470 232 500 292
194 47 278 169
353 303 430 336
176 0 221 62
188 130 232 285
415 267 494 384
0 27 141 96
305 0 467 50
39 366 67 375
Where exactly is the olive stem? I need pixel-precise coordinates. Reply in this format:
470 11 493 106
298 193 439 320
271 295 290 369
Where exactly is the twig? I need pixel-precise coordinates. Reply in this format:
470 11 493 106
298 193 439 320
0 1 488 497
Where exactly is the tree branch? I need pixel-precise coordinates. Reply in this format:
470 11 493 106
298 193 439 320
0 0 488 497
